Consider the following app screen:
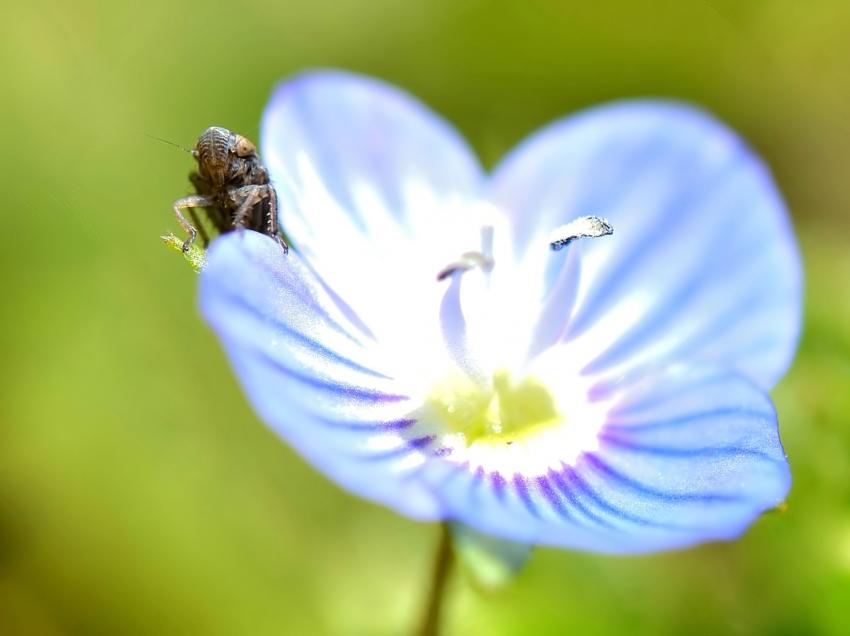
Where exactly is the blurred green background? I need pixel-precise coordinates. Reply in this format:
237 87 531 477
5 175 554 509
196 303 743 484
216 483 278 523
1 0 849 633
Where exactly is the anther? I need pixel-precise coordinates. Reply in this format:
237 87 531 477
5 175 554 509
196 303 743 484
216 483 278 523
548 216 613 251
437 252 494 281
437 225 495 281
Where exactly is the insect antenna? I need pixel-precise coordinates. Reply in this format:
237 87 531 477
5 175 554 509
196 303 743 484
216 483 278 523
145 133 193 154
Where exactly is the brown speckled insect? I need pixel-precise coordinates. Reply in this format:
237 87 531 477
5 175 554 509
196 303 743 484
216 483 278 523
173 126 288 253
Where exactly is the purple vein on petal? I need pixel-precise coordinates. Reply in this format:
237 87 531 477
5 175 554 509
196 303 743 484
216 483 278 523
557 462 695 530
604 406 773 432
513 474 542 518
251 347 409 403
287 81 368 232
583 453 740 503
315 417 419 432
579 198 771 376
506 118 680 256
597 431 781 464
600 369 730 415
565 152 745 342
218 287 392 381
584 280 784 394
535 475 574 521
546 469 616 529
238 239 373 348
299 252 379 343
491 472 508 501
358 435 440 462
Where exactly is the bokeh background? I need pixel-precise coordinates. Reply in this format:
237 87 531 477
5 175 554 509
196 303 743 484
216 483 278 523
1 0 849 633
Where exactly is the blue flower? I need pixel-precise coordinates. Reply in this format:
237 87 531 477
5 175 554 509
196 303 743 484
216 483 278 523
199 70 801 553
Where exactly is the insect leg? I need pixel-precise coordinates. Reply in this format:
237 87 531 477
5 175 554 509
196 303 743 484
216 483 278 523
231 186 263 229
189 172 227 234
264 185 289 254
187 207 210 247
173 194 214 252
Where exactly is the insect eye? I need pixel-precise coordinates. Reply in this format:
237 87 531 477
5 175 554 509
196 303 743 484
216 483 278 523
234 137 256 157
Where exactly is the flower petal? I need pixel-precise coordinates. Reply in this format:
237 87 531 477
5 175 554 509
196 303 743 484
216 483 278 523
263 72 483 269
490 101 801 389
261 70 489 347
418 365 789 553
262 69 484 240
199 231 445 519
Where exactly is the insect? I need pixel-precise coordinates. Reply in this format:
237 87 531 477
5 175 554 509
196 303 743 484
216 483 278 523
172 126 288 253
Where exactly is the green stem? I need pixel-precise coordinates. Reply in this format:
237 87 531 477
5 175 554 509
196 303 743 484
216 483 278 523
417 523 454 636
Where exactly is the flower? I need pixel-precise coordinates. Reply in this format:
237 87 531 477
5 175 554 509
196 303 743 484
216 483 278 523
199 70 801 553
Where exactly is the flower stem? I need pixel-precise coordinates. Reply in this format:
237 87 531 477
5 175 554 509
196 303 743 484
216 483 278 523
417 522 454 636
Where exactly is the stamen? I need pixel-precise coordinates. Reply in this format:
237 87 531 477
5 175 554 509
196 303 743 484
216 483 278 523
440 272 485 382
436 225 495 281
548 216 613 251
436 225 495 381
437 252 494 281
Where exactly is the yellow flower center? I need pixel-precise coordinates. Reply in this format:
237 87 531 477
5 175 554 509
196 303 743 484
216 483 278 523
425 370 563 445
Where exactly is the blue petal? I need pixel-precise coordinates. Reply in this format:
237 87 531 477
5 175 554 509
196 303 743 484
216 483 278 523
199 231 444 520
418 365 789 553
490 101 802 390
261 70 484 286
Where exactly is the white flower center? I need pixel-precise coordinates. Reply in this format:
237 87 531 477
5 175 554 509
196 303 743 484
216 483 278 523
409 215 616 473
